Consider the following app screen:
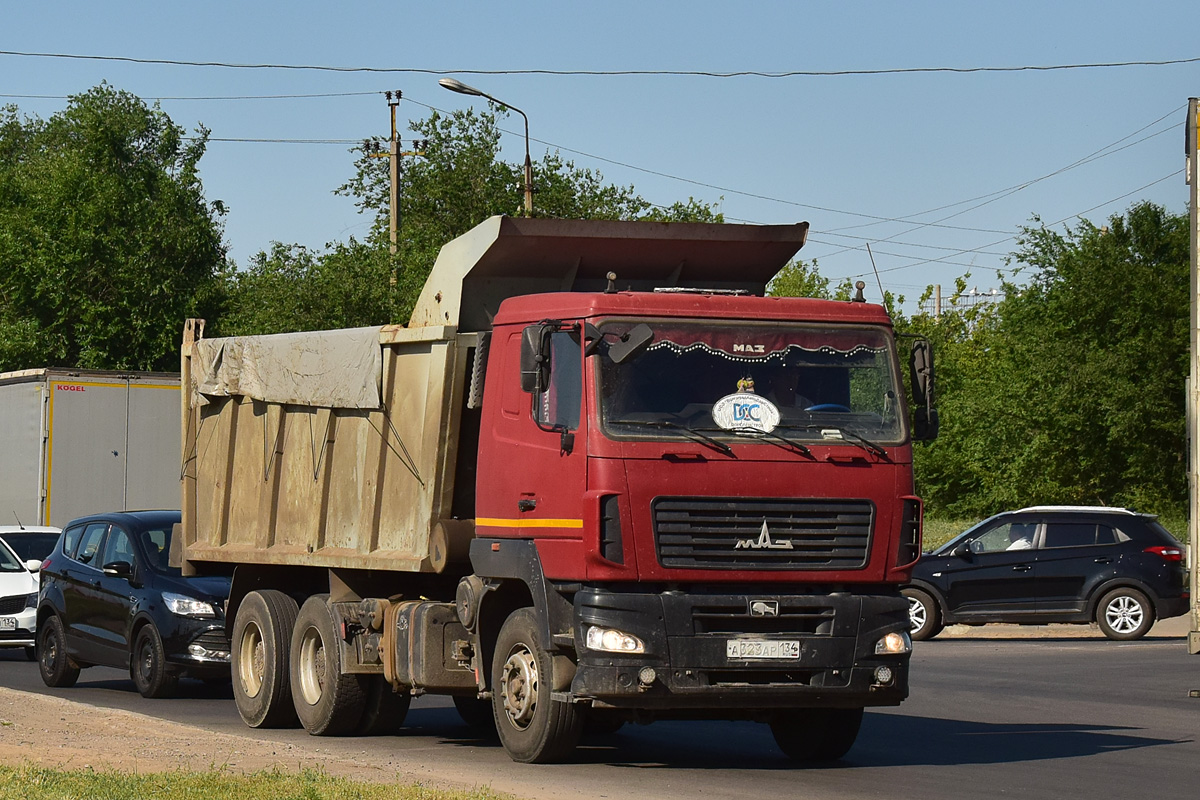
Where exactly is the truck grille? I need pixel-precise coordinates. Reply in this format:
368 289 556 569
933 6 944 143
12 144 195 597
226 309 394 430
652 497 874 570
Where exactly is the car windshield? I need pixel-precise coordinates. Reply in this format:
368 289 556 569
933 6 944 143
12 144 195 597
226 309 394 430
0 541 23 572
597 319 904 443
1 533 59 562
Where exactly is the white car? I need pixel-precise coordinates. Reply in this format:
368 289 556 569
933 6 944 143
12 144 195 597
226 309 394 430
0 535 42 660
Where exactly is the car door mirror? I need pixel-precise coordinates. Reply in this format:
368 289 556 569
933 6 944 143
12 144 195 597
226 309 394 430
102 560 133 579
952 543 974 560
24 559 41 573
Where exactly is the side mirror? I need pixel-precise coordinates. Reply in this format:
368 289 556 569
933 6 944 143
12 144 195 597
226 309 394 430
952 543 974 560
607 323 654 364
519 323 554 394
102 560 133 579
24 559 41 573
909 339 939 441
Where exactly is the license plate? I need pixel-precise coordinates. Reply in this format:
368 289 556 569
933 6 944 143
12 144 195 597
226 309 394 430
0 618 15 631
726 639 800 660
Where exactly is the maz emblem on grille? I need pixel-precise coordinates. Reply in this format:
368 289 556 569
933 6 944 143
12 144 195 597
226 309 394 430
750 600 780 617
735 521 794 551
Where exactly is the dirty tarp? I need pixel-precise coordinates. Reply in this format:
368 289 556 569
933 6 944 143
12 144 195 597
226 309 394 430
191 326 384 409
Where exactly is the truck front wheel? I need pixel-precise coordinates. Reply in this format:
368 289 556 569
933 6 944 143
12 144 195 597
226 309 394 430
232 590 299 728
770 707 864 763
291 594 367 736
492 608 583 763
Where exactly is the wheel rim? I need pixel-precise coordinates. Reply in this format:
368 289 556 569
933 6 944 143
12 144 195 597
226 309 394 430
237 620 265 698
42 628 60 673
297 625 327 706
137 636 154 684
907 597 927 632
1105 595 1144 634
499 643 539 731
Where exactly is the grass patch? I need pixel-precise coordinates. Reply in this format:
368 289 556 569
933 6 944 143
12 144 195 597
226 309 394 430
922 518 977 552
0 765 511 800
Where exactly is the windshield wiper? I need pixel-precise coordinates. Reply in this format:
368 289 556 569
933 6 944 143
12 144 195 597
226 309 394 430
712 426 815 459
610 419 735 457
779 424 890 460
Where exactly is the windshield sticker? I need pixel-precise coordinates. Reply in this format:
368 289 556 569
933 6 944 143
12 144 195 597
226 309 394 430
736 375 755 393
712 392 780 433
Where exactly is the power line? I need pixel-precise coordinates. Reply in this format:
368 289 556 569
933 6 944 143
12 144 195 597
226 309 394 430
2 48 1198 77
0 91 380 101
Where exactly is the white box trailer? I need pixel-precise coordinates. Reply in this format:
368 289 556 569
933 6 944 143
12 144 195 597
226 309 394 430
0 369 181 528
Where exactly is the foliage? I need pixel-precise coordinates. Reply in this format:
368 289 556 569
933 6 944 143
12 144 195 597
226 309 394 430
0 764 510 800
766 259 832 299
0 85 227 370
913 202 1189 519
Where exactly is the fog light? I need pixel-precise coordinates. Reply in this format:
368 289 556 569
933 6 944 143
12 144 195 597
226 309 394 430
638 667 657 686
874 665 894 685
188 643 230 661
875 630 912 655
585 625 645 654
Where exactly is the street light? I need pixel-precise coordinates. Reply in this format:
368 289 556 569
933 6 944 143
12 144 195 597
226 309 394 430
438 77 533 217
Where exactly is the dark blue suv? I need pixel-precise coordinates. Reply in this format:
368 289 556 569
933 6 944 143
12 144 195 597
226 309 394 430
904 506 1188 641
37 510 232 697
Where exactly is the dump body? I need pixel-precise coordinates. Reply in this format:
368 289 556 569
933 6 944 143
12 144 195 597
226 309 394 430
0 369 181 528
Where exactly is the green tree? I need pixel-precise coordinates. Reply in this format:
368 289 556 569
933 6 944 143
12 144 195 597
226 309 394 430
914 202 1189 518
0 84 227 370
767 259 832 299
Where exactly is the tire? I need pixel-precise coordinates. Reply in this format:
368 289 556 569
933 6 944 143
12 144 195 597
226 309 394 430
902 588 943 641
290 594 367 736
770 707 864 763
492 608 584 763
232 589 300 728
23 645 36 662
356 675 411 736
131 625 179 699
38 615 80 688
453 695 497 734
1096 587 1154 641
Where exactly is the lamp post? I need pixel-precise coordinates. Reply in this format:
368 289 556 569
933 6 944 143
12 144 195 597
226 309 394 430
439 77 533 217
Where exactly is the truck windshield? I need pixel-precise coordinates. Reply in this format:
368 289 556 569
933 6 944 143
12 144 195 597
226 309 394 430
597 320 905 444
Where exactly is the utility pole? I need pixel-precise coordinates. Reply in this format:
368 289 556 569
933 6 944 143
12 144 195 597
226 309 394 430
386 90 400 255
1186 97 1200 655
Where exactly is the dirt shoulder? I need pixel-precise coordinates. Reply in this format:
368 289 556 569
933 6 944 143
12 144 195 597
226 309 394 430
0 687 465 789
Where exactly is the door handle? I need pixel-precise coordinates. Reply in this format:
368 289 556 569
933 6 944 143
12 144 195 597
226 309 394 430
1011 564 1032 572
517 498 537 512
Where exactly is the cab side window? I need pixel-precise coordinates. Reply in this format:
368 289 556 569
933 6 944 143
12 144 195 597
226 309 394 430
72 523 109 566
971 521 1035 554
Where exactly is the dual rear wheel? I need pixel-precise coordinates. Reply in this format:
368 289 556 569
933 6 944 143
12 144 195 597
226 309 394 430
231 591 409 735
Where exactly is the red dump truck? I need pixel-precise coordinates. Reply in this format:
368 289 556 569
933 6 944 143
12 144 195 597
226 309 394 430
177 215 937 763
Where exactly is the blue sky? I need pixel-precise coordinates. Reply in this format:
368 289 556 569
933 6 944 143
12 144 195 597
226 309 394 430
5 2 1199 312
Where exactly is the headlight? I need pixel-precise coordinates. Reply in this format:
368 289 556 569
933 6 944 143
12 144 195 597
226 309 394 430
24 593 37 610
585 625 645 654
875 630 912 655
162 592 216 618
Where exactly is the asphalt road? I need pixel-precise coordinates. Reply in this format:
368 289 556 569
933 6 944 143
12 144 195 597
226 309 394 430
1 626 1197 800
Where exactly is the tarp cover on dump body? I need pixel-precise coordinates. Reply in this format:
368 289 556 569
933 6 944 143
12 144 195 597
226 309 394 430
190 326 384 409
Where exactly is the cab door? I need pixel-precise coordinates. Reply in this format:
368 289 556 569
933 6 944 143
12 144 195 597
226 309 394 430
476 325 587 577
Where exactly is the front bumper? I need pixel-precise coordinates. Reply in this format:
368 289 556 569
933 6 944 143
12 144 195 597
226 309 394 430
162 623 231 677
0 606 36 648
570 588 910 712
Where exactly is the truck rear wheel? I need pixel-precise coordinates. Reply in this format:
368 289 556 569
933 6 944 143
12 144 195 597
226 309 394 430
356 675 411 736
491 608 583 763
291 594 367 736
770 707 864 763
232 590 299 728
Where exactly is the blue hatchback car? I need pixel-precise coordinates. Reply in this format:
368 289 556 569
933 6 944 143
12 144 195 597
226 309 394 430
37 510 232 697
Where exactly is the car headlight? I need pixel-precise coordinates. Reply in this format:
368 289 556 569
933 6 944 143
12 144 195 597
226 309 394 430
875 630 912 655
24 593 36 610
585 625 645 654
162 592 216 618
